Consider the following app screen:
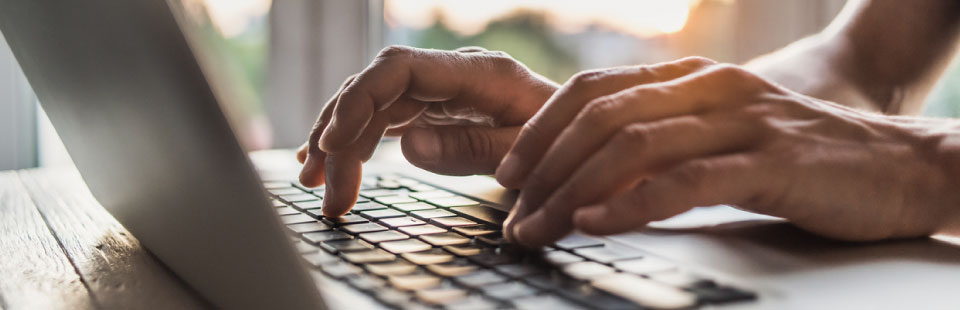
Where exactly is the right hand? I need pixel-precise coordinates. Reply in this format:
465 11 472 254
297 46 558 217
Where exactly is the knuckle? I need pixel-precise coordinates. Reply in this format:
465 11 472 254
672 160 711 191
616 123 654 153
578 96 619 126
567 70 607 92
709 63 755 82
377 45 414 59
456 128 493 162
678 56 718 69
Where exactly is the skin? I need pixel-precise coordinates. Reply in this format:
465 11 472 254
300 0 960 247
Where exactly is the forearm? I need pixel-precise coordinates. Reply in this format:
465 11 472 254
746 0 960 115
745 33 882 113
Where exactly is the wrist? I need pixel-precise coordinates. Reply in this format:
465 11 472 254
916 118 960 235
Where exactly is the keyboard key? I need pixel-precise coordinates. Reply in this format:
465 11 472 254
466 250 522 267
543 250 584 265
320 261 363 279
430 216 477 228
426 196 479 207
281 213 316 225
554 284 638 310
342 249 396 264
523 273 579 291
286 222 332 234
388 272 442 291
380 239 432 254
360 189 403 198
360 230 409 243
612 257 677 275
406 184 437 192
494 264 547 278
341 222 388 234
322 214 368 226
476 233 507 246
375 195 418 205
443 244 488 257
481 281 540 300
270 199 287 207
263 181 292 189
302 250 339 267
402 248 455 265
687 286 756 304
562 261 617 281
573 246 644 264
555 234 605 250
373 288 413 307
512 295 585 310
293 240 322 254
279 193 319 203
445 295 501 310
592 273 697 310
415 287 467 305
390 202 437 212
365 260 419 276
351 201 389 212
378 180 402 189
380 216 425 228
424 258 479 277
398 224 447 236
359 208 406 219
320 239 374 253
449 205 508 226
292 200 324 210
303 231 352 244
410 209 456 220
276 206 301 216
409 190 454 200
347 274 388 291
452 225 498 236
454 270 508 288
646 271 716 289
269 188 303 196
420 232 470 246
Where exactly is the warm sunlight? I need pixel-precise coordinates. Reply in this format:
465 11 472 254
385 0 701 38
201 0 271 37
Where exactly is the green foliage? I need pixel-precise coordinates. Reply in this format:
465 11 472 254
412 12 580 84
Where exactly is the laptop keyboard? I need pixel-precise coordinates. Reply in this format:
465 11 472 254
265 174 756 309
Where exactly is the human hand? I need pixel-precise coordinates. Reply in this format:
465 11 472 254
297 46 557 217
495 57 960 247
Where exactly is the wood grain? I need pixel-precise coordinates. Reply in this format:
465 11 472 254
17 168 208 309
0 171 95 310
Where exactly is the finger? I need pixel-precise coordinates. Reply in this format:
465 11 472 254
297 142 308 164
321 114 390 217
503 64 767 242
300 75 357 187
401 125 521 175
318 46 540 152
510 114 761 246
572 154 767 236
495 57 717 188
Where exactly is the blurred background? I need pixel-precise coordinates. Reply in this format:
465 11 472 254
1 0 959 170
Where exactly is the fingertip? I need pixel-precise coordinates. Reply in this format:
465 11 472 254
494 153 522 188
298 154 326 187
296 143 309 164
572 204 608 234
320 190 353 218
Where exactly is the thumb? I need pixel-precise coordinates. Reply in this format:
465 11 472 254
401 126 520 175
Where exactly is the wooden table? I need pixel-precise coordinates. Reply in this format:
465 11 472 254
0 167 208 309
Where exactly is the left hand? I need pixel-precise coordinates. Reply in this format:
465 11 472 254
495 57 960 247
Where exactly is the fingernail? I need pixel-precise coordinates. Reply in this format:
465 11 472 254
407 128 441 164
495 154 520 185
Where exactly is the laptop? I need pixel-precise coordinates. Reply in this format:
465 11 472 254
3 1 960 309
